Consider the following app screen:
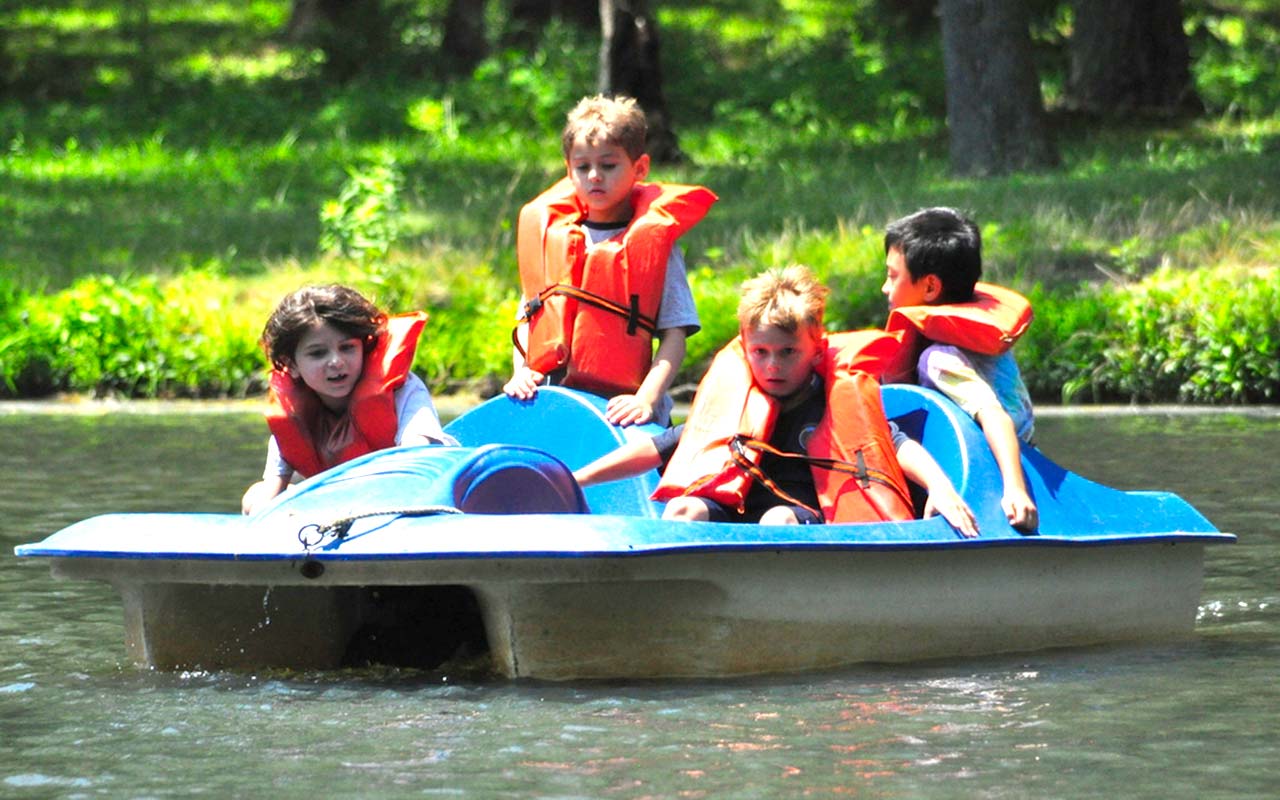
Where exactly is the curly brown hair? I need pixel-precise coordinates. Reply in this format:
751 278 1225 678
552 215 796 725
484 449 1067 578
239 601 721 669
261 285 387 370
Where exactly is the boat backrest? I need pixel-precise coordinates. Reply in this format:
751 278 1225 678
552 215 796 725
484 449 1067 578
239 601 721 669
253 443 588 521
450 444 587 514
444 387 667 518
882 384 1012 533
882 383 1218 538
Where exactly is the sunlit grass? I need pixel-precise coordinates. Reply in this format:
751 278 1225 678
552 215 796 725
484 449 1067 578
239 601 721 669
6 6 120 32
1 0 1278 401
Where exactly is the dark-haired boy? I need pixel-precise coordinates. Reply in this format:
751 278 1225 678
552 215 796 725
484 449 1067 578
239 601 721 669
881 207 1038 532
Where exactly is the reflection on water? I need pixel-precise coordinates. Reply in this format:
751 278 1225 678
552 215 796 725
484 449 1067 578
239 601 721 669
1 409 1277 798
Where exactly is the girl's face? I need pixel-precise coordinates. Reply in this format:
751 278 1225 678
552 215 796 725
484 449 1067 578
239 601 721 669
288 321 365 412
565 138 650 224
742 323 824 400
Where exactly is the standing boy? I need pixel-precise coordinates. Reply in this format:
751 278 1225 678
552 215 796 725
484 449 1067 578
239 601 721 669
504 94 716 427
881 207 1038 532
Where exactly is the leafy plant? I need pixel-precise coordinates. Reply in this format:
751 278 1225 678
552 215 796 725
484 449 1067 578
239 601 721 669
320 154 405 263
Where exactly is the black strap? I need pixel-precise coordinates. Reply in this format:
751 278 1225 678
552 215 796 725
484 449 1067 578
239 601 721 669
728 434 914 518
522 283 658 338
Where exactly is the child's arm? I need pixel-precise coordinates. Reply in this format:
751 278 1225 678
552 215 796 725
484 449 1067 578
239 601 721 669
605 327 687 426
573 434 665 487
241 475 290 516
503 321 544 399
396 374 459 445
974 405 1038 532
895 439 980 538
918 346 1037 532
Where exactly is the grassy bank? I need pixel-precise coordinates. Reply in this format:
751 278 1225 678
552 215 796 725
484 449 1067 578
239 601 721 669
2 1 1278 403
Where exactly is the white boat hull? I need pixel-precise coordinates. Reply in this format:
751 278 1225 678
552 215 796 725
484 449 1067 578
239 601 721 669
48 539 1206 679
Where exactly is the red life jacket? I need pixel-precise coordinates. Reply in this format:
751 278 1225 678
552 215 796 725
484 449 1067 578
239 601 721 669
516 178 717 397
652 330 914 523
265 312 427 478
883 282 1033 383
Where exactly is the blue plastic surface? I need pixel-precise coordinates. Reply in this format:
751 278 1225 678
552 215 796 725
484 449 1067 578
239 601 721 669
14 385 1233 563
445 387 667 518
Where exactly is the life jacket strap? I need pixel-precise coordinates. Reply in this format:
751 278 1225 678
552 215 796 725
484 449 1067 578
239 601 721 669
526 283 658 336
513 284 658 364
729 433 915 518
727 435 824 521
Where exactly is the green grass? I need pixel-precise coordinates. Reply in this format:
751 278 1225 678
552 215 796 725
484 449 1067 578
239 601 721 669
2 0 1278 403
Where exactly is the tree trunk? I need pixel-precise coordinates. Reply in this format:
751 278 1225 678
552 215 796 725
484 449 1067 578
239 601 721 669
0 25 8 89
1068 0 1201 115
937 0 1058 176
510 0 599 29
874 0 941 36
283 0 323 42
125 0 154 100
506 0 599 48
282 0 393 81
441 0 488 75
598 0 683 163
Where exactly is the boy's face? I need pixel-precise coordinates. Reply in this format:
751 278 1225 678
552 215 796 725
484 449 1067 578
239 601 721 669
882 246 941 309
288 320 366 412
742 323 824 399
565 137 650 224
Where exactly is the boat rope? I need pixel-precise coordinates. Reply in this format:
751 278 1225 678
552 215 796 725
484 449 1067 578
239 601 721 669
297 505 464 550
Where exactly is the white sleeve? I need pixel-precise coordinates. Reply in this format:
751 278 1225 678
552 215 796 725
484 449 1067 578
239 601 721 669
262 435 294 480
395 373 459 446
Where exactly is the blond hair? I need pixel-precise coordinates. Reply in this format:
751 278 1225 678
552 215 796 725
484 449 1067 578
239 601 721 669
737 265 828 335
561 94 647 160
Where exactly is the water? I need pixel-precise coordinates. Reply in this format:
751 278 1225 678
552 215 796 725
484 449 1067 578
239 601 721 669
2 407 1277 798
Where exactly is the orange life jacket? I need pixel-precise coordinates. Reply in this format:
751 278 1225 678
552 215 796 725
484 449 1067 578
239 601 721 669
516 178 717 397
883 282 1033 383
265 312 427 478
652 330 914 523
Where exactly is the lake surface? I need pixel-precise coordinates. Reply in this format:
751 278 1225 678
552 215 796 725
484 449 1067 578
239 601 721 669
2 407 1277 798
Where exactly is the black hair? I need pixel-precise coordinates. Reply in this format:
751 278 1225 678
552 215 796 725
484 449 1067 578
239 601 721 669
883 207 981 303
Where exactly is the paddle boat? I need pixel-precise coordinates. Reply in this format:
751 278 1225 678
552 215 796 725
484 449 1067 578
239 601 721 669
15 385 1234 680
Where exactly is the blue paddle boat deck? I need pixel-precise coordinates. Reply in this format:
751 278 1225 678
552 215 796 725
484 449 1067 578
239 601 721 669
15 386 1233 679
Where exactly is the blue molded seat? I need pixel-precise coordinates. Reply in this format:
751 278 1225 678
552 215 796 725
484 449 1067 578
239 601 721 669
445 387 667 518
451 444 587 514
254 443 587 521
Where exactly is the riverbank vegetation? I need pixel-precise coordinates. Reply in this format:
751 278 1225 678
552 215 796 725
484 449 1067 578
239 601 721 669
2 1 1278 403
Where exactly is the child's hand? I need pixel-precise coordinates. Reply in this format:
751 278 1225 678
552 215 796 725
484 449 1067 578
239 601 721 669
503 367 544 400
242 481 269 515
924 488 980 539
242 476 288 516
1002 489 1038 532
605 394 654 426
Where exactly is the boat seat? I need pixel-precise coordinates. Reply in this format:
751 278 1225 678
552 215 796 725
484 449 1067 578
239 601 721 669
253 443 588 523
882 383 1014 534
451 444 587 515
445 386 668 518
